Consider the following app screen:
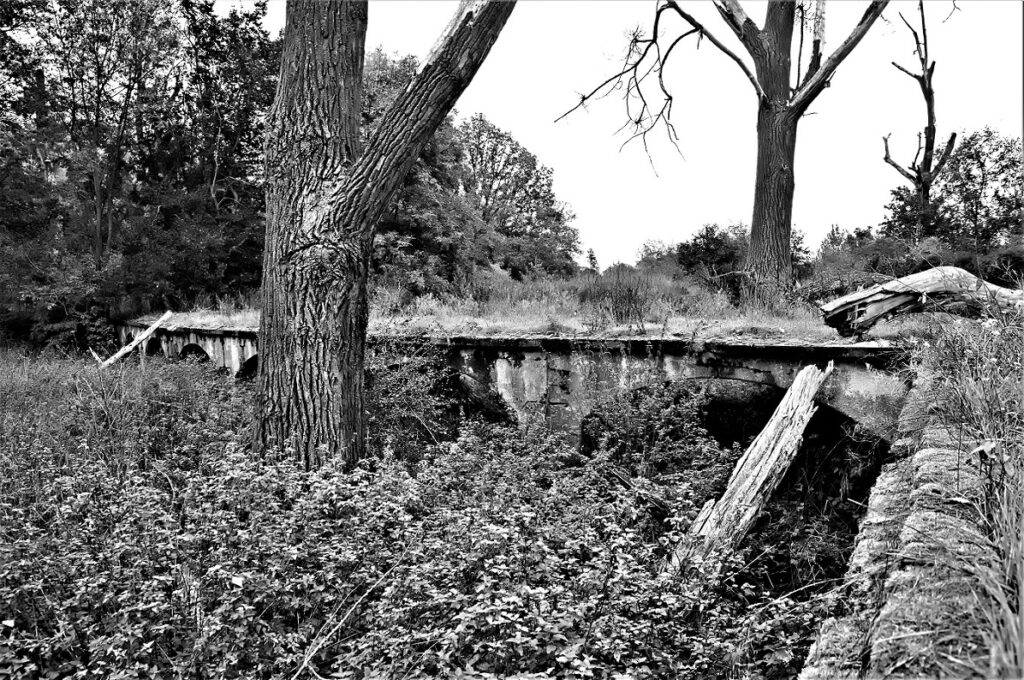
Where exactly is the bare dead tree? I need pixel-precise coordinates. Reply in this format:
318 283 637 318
882 0 957 243
561 1 889 302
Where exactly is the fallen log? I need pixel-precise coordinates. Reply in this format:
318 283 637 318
96 311 173 368
820 266 1024 336
668 362 833 572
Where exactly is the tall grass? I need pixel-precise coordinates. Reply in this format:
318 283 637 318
917 307 1024 675
371 269 836 339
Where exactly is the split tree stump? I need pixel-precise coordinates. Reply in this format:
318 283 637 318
820 266 1024 336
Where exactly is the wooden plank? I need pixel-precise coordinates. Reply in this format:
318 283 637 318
99 311 173 368
668 361 834 571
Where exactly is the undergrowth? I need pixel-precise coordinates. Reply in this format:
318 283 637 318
0 348 874 678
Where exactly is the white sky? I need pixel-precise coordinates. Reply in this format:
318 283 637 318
230 0 1024 267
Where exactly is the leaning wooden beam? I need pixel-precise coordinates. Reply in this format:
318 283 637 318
668 362 833 572
820 266 1024 336
98 311 173 368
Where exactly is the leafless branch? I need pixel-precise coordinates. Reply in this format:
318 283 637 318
795 3 806 90
711 0 761 49
911 131 923 170
918 0 929 64
932 132 957 175
891 60 920 80
898 11 923 63
790 1 889 114
803 0 827 87
556 1 760 160
942 1 960 24
882 134 917 183
666 1 766 100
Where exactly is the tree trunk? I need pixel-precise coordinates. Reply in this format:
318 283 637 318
917 182 929 239
257 0 515 469
820 266 1024 336
746 1 797 302
749 105 798 299
92 173 105 269
257 0 369 470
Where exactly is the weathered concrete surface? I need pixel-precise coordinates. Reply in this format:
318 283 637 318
119 321 909 439
117 322 258 374
452 339 907 441
800 379 991 679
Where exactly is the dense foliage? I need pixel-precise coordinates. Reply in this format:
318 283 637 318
1 350 877 679
0 0 277 346
0 3 580 347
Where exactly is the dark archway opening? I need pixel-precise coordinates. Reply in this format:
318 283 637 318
179 344 210 363
144 337 162 356
237 354 258 380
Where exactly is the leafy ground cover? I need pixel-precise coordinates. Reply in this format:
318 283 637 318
1 342 880 678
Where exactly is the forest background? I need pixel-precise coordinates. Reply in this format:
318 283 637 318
0 0 1021 348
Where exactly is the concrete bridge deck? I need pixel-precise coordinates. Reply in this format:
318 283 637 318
118 318 910 441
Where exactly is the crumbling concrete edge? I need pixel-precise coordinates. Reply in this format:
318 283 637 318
799 373 990 679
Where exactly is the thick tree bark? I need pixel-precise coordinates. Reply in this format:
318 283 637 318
257 0 515 469
257 0 368 470
746 2 798 300
749 107 798 297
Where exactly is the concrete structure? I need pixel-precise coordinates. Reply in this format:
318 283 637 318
118 320 909 441
800 378 989 679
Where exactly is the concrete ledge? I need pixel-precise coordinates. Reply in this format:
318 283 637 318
800 382 992 679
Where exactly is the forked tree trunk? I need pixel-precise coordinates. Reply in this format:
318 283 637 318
257 0 515 469
700 1 887 301
746 2 798 301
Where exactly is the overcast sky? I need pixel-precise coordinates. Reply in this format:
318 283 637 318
229 0 1023 267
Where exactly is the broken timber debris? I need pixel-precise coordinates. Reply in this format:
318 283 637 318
820 266 1024 336
96 311 173 368
668 361 834 572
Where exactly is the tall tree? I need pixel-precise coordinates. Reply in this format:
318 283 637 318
40 0 178 268
933 128 1023 252
881 0 956 244
883 129 1022 253
256 0 515 468
566 0 888 300
458 113 579 278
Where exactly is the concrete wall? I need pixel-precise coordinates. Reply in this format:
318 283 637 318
451 338 908 442
119 323 909 440
118 324 257 374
